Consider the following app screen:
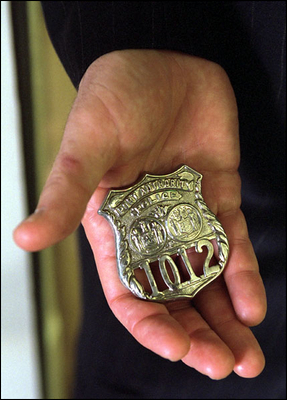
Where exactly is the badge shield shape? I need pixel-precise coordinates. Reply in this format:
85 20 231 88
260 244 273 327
98 165 229 301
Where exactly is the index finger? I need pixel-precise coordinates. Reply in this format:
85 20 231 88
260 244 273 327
82 188 191 361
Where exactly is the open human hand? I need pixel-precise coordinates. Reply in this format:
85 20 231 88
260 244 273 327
14 49 267 379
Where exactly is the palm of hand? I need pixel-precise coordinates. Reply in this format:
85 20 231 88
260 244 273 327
76 51 266 379
14 50 266 379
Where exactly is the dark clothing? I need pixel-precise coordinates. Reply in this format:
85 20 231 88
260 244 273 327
41 2 286 398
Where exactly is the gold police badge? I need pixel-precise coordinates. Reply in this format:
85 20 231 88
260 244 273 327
98 165 229 301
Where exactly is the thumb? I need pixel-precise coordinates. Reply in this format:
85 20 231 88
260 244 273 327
13 99 118 252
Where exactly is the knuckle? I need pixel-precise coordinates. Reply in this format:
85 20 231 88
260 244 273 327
57 151 84 176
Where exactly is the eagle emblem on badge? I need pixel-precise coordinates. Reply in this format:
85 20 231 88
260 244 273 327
98 165 229 301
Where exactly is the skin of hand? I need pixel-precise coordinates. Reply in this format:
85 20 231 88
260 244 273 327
14 49 267 380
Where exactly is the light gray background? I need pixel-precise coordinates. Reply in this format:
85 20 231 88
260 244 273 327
1 1 41 398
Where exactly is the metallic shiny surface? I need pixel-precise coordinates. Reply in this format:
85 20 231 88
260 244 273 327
98 165 229 301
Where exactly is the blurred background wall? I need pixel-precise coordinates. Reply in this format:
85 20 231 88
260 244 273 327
1 1 41 398
2 2 81 398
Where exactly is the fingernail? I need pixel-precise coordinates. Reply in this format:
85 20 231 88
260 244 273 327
25 207 46 222
34 207 46 214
